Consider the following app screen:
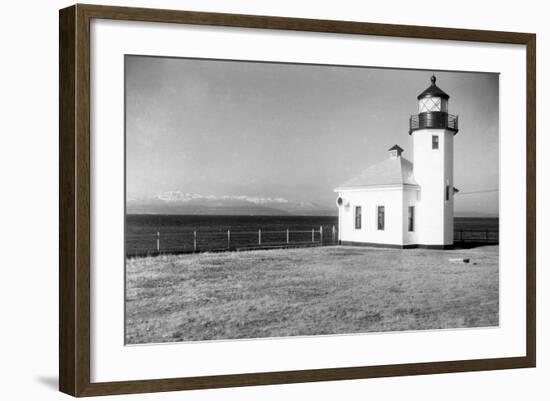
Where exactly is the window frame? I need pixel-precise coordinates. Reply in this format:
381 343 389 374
408 206 415 232
432 135 439 150
377 205 385 231
354 206 362 230
432 134 439 150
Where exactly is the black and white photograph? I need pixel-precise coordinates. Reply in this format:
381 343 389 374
124 56 499 344
1 0 543 398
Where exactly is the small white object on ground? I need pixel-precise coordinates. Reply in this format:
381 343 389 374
449 258 470 263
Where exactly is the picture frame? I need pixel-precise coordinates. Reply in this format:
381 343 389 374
59 3 536 397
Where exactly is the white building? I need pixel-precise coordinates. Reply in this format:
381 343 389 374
334 75 459 249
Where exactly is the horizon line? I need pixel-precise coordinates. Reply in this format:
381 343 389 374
125 213 499 218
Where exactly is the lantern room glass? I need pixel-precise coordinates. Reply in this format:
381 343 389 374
418 96 448 113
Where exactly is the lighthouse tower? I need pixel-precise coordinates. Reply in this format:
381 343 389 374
409 75 459 248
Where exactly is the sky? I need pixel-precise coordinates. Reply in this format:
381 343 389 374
126 56 499 216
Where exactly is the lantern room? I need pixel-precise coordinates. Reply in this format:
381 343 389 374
409 75 458 134
417 75 449 113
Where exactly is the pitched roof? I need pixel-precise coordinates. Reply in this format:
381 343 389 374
336 156 418 189
388 144 404 152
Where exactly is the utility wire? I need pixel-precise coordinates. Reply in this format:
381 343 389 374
455 189 499 196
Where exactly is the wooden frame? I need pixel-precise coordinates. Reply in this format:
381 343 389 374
59 3 536 397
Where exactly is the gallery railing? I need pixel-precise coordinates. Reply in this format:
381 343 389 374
409 112 459 134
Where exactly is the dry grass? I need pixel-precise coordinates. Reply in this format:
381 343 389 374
125 245 499 344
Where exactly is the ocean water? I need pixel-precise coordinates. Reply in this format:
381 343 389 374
126 215 498 255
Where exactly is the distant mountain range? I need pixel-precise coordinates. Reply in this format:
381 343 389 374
127 191 336 216
127 191 497 218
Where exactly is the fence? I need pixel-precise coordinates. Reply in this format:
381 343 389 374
126 226 497 257
454 229 498 245
127 225 338 257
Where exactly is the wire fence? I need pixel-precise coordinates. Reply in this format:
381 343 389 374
454 229 499 245
126 226 497 257
126 225 338 257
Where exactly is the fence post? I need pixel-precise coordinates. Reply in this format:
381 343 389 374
312 228 314 243
156 231 160 253
258 229 262 245
332 225 336 244
227 229 231 250
286 228 289 244
193 231 197 252
320 226 323 244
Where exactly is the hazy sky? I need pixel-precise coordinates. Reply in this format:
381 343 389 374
126 56 499 215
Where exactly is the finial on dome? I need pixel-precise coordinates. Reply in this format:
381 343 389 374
416 74 449 100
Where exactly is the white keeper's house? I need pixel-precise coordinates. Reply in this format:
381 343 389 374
334 75 459 249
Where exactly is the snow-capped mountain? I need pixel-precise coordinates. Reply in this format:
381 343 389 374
127 191 335 216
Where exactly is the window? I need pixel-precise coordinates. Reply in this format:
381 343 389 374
377 206 385 230
354 206 362 229
446 184 450 201
432 135 439 150
418 97 448 113
419 96 441 113
408 206 415 232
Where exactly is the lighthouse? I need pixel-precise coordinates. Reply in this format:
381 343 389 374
334 75 458 249
409 75 458 248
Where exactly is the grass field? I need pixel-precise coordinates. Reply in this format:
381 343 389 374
125 245 499 344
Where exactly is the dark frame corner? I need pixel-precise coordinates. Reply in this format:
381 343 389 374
59 3 536 397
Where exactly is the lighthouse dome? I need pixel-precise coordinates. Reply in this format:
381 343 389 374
417 75 449 100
